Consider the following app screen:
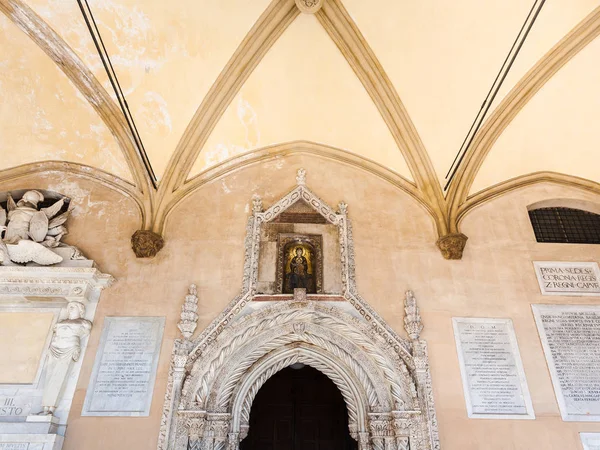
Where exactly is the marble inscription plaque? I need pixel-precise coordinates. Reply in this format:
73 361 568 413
0 444 28 450
82 317 165 416
0 397 33 417
453 318 534 419
533 305 600 421
582 433 600 450
534 262 600 296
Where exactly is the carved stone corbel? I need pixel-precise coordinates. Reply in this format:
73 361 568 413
436 232 468 260
131 229 164 258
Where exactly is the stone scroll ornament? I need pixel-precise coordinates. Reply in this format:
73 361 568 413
0 190 84 265
40 301 92 416
157 170 441 450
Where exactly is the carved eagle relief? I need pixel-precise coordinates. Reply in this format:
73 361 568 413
0 191 71 265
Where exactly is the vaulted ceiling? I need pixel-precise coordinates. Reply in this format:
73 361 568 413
1 0 599 241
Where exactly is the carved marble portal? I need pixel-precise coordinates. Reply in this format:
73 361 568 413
158 170 440 450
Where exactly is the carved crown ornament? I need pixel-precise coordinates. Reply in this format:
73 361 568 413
157 169 440 450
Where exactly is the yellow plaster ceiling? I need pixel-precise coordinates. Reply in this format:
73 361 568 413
343 0 533 184
2 0 600 237
472 35 600 195
0 13 131 180
490 0 599 110
26 0 272 179
189 13 413 181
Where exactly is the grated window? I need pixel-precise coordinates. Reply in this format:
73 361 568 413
529 207 600 244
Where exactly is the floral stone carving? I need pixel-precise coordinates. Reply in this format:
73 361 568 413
0 190 84 265
157 170 440 450
436 232 468 260
131 229 165 258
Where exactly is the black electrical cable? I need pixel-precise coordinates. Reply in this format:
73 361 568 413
77 0 158 188
444 0 546 192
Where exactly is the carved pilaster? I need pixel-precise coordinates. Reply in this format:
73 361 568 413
412 341 440 450
357 432 370 450
205 413 231 448
369 412 394 450
227 432 240 450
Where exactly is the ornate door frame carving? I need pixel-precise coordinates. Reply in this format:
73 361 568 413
158 170 440 450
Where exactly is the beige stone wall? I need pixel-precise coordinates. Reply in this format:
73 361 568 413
2 156 600 449
0 312 54 384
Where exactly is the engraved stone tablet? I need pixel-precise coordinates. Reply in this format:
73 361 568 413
0 396 34 418
453 318 534 419
0 444 29 450
533 305 600 421
82 317 165 416
534 262 600 296
581 433 600 450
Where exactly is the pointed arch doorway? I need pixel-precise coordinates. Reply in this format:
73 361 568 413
240 365 357 450
158 170 440 450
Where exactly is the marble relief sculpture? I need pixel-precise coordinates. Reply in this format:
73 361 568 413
0 190 82 265
40 301 92 416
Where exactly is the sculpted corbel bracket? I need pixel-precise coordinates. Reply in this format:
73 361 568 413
436 232 468 260
131 229 165 258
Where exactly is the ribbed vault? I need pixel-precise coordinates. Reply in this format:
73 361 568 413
2 0 600 257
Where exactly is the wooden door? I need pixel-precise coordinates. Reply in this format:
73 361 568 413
240 366 357 450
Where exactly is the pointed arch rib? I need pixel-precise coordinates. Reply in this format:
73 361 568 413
457 171 600 226
0 0 154 227
229 344 370 434
153 0 299 229
155 141 431 236
316 0 448 235
447 6 600 230
0 161 145 222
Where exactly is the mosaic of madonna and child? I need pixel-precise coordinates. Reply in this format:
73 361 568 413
283 242 317 294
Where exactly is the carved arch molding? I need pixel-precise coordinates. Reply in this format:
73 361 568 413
158 170 440 450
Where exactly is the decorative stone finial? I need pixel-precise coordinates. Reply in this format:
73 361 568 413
338 202 348 215
436 233 468 260
295 0 324 14
131 230 164 258
404 290 423 341
178 284 199 340
252 194 263 213
296 168 307 186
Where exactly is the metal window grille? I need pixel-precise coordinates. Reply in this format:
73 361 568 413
528 207 600 244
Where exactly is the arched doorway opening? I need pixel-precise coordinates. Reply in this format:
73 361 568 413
240 365 357 450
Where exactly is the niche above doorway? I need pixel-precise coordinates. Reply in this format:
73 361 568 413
257 199 341 295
